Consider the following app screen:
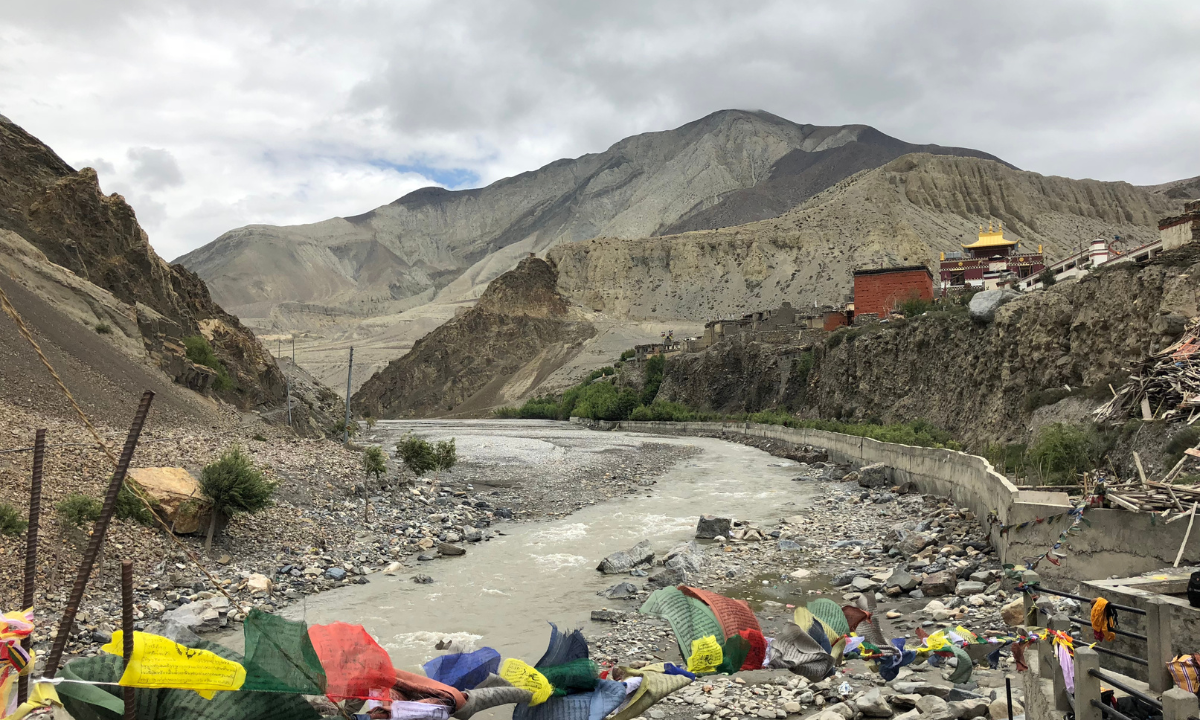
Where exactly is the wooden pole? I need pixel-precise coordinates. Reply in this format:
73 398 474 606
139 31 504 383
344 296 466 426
16 429 45 704
1176 502 1198 568
121 560 135 720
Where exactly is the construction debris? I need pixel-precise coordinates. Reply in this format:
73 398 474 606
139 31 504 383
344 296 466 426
1096 320 1200 424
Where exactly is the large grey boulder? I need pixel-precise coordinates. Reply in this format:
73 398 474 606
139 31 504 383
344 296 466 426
597 539 654 574
696 515 732 539
857 463 890 488
968 289 1020 323
162 596 230 632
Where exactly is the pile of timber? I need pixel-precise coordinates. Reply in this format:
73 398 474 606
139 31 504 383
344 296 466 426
1105 481 1200 520
1095 321 1200 424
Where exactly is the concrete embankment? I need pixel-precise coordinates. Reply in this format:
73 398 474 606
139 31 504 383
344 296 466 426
604 420 1196 582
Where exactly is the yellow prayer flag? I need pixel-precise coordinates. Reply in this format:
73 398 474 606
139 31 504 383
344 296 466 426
101 631 245 699
498 658 552 706
686 636 723 675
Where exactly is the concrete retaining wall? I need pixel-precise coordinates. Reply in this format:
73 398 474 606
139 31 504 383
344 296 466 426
609 420 1195 581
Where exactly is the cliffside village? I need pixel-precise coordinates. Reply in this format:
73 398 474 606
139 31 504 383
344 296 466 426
634 200 1200 362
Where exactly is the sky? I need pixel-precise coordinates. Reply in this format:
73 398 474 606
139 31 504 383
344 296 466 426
1 0 1197 261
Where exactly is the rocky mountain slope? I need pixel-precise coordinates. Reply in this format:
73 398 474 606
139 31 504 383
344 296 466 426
658 243 1200 452
352 257 595 418
551 153 1183 320
0 115 337 433
178 110 1001 324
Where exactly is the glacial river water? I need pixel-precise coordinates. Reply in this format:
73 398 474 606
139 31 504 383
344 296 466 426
246 421 818 678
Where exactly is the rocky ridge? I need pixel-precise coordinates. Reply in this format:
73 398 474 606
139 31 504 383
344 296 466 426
550 153 1183 321
352 256 596 418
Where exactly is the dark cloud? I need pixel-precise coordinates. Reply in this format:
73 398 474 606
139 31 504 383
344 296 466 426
0 0 1196 259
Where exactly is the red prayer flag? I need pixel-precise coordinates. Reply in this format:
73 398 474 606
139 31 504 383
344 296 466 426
309 622 397 701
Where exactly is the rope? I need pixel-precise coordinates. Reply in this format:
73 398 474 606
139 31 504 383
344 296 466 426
0 278 244 611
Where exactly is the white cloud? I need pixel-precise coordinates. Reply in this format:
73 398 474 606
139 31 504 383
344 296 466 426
1 0 1197 261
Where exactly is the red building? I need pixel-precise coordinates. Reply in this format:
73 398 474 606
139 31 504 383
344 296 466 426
851 265 934 320
939 222 1044 290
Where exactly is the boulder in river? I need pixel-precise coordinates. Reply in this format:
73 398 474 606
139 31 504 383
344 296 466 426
696 515 732 539
438 542 466 557
597 539 654 574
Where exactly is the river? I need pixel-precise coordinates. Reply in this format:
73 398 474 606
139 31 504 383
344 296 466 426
242 421 816 678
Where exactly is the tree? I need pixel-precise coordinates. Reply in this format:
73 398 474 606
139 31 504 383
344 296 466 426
1038 267 1056 288
396 434 438 477
434 439 457 476
199 445 276 551
362 445 387 522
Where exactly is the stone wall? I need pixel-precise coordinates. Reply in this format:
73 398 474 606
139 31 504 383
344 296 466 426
611 420 1196 582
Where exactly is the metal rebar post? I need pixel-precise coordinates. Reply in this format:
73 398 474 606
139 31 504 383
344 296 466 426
16 428 45 704
121 560 135 720
43 391 154 678
1005 677 1015 720
1076 647 1103 720
1146 597 1173 693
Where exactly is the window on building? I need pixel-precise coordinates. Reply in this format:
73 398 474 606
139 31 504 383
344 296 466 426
950 271 965 286
1017 265 1033 278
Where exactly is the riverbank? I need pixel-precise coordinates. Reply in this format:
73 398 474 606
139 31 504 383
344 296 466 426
1 414 695 670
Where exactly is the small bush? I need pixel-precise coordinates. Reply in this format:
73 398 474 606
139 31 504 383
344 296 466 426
896 293 934 317
1023 387 1072 413
619 349 635 361
115 484 159 526
363 446 386 481
57 493 102 527
94 322 113 335
984 443 1029 478
252 433 267 442
1039 267 1056 287
826 328 850 349
1026 423 1105 484
640 354 665 406
331 418 359 438
200 445 276 549
183 335 234 392
396 435 438 476
0 503 27 536
434 439 457 473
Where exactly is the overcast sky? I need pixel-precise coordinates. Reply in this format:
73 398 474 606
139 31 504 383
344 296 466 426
2 0 1197 261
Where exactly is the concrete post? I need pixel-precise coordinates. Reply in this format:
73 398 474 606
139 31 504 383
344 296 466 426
1022 570 1041 627
1074 646 1102 720
1163 688 1199 720
1049 615 1072 711
1146 597 1173 693
1039 605 1057 680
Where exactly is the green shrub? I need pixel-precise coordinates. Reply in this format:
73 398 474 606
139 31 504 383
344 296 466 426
1023 387 1072 412
620 349 635 361
572 383 640 421
0 503 27 536
363 446 387 481
826 328 849 349
1165 427 1200 471
331 418 359 438
640 354 665 406
94 322 113 335
116 484 159 526
57 493 102 527
896 292 934 317
396 434 438 476
183 335 234 391
200 445 276 549
793 351 814 387
252 433 267 442
984 443 1029 477
434 439 457 473
1039 267 1056 287
1026 423 1105 484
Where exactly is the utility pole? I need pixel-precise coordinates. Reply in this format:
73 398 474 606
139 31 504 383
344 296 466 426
287 335 295 427
343 346 354 443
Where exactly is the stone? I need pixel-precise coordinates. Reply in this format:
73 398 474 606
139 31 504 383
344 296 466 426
955 581 986 596
463 527 483 542
987 699 1022 720
783 701 803 714
824 702 855 719
951 699 991 718
856 689 893 718
922 570 958 597
126 466 211 534
412 574 434 584
898 532 935 556
893 711 921 720
145 600 166 614
162 596 229 632
591 610 622 622
417 538 435 549
887 568 919 591
597 540 654 574
851 576 878 592
923 600 947 614
858 463 890 488
438 543 466 556
246 573 272 595
383 562 403 575
417 553 436 561
916 695 949 717
665 541 704 573
325 567 347 581
945 690 986 702
888 695 921 710
649 710 666 720
778 539 804 552
968 594 987 607
696 515 732 539
600 582 639 599
1000 598 1026 626
815 712 847 720
968 289 1020 323
789 569 812 581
